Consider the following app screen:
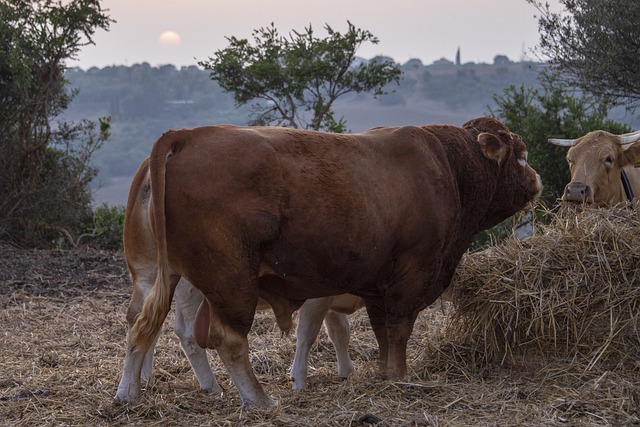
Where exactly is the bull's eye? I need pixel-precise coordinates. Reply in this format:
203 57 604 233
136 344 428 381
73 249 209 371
604 155 614 168
518 151 528 167
567 159 574 169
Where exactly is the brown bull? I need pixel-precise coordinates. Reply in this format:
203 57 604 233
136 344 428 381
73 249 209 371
115 117 542 408
549 130 640 205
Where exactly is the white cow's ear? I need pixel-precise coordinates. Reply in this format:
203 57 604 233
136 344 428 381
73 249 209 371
477 132 507 164
623 140 640 167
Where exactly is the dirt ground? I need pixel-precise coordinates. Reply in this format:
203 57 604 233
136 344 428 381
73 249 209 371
1 243 638 426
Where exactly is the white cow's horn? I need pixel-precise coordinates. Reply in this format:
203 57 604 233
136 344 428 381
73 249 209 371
548 137 577 147
618 129 640 145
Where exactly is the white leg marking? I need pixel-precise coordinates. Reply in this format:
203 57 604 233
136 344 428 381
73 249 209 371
324 310 355 378
290 297 332 390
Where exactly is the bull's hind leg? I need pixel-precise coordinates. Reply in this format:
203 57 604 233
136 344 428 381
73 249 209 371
196 279 273 409
115 271 180 404
215 324 272 408
173 278 222 394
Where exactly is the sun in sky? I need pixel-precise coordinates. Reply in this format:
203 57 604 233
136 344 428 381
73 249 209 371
158 30 181 47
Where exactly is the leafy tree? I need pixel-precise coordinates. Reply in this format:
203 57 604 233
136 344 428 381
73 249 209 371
528 0 640 109
0 0 112 247
491 82 631 207
198 22 401 132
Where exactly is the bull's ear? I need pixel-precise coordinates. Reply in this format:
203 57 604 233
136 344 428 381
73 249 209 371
477 132 507 164
622 140 640 167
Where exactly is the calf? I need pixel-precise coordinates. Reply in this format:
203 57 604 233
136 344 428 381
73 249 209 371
170 279 363 392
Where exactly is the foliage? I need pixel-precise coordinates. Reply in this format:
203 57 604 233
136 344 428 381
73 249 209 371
87 203 125 250
0 0 111 247
491 82 630 207
470 217 517 251
528 0 640 109
198 22 402 132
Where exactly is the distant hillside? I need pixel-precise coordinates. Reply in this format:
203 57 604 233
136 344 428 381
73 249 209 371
60 58 636 206
332 59 546 131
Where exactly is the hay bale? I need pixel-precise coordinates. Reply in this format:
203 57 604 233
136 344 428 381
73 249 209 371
448 204 640 368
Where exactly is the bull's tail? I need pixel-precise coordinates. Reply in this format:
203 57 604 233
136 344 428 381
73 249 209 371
129 130 183 351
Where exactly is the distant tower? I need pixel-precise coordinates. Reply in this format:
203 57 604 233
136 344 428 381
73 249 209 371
455 47 461 65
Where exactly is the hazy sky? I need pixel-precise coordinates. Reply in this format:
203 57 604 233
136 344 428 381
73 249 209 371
72 0 563 69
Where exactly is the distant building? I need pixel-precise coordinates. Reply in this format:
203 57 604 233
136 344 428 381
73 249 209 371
402 58 424 70
455 48 461 66
432 57 454 66
493 55 511 65
371 55 395 64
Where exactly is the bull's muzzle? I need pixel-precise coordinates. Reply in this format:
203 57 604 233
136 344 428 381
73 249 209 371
563 182 591 203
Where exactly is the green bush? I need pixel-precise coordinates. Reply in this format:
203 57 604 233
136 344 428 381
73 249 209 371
87 204 125 251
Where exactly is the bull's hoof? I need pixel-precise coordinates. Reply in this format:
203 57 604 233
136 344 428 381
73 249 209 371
113 391 139 406
200 384 224 396
337 364 355 378
112 396 135 406
241 396 276 410
290 376 307 391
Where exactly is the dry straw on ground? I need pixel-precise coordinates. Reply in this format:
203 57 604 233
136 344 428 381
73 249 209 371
1 204 639 425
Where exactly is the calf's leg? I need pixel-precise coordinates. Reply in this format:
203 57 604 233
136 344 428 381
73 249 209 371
289 297 332 389
116 268 157 401
323 310 355 378
115 270 180 404
173 279 222 394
